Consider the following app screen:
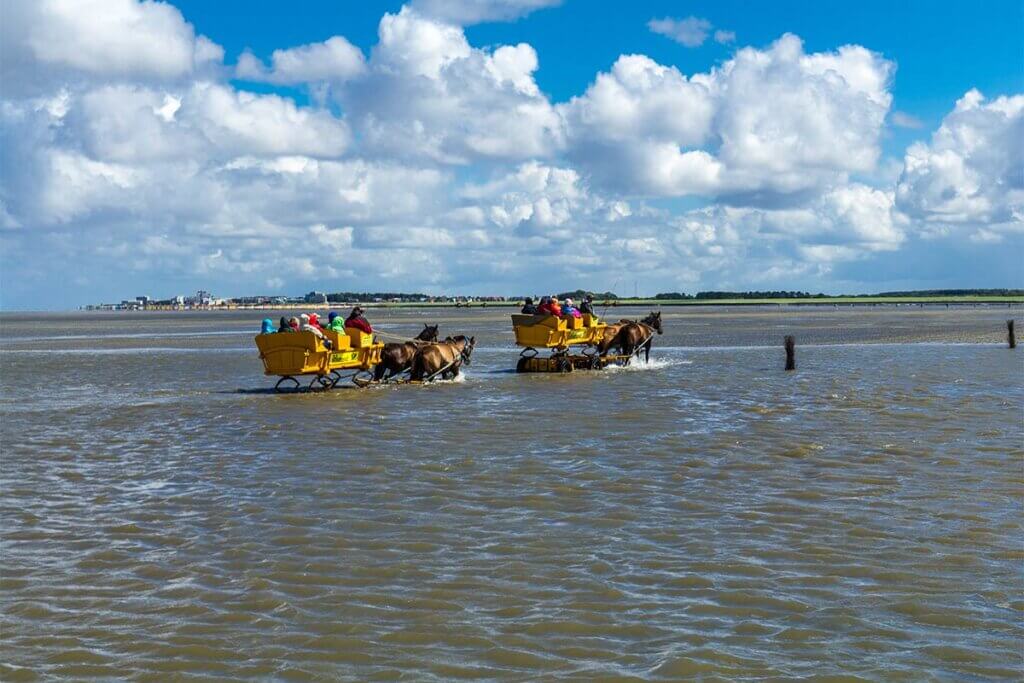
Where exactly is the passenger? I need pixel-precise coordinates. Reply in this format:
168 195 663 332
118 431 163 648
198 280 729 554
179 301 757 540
278 316 293 333
562 298 582 319
579 294 595 316
536 296 554 315
307 312 325 331
548 295 563 317
326 311 346 333
288 316 300 331
345 306 373 334
299 313 332 348
260 318 275 335
521 297 538 314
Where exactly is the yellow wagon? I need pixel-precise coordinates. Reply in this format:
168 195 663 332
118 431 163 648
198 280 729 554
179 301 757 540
255 328 384 391
511 313 628 372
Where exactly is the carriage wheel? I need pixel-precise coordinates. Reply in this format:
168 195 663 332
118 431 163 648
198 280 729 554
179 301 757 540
588 354 602 370
556 357 573 373
352 370 374 388
274 376 301 393
309 375 333 391
516 357 531 373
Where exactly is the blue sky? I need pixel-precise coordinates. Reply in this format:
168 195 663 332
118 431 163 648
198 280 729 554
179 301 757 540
1 0 1021 308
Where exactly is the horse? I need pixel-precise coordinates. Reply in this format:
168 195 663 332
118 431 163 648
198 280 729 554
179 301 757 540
410 335 475 382
373 324 439 381
597 311 663 362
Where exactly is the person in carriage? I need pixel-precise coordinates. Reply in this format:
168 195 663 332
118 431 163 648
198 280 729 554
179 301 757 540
579 294 595 316
345 306 373 334
561 298 582 319
299 313 332 348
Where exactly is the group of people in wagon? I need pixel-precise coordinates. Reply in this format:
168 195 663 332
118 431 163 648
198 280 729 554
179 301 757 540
259 307 373 349
520 294 595 320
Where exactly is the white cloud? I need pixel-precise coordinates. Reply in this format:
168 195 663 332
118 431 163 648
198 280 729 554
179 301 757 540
562 35 894 201
714 30 736 44
236 37 366 85
890 110 924 129
340 7 562 162
409 0 560 25
648 17 712 48
0 0 223 94
896 89 1024 230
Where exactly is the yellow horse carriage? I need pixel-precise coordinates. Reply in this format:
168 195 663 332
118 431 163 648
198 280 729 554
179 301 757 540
255 328 384 391
511 313 631 372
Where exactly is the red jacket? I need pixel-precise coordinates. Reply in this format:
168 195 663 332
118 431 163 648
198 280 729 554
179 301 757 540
345 316 373 334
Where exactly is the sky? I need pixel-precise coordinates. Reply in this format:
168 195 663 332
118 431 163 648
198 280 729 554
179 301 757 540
0 0 1021 309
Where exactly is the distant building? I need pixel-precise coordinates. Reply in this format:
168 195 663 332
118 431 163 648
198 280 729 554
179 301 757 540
304 291 328 304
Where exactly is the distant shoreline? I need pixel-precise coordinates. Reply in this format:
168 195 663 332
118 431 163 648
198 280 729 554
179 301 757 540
71 295 1024 312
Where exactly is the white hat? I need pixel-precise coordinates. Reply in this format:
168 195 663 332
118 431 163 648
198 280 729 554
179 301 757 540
565 298 574 305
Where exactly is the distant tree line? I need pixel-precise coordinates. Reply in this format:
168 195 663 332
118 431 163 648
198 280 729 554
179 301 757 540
873 289 1024 297
653 289 1024 299
554 289 620 300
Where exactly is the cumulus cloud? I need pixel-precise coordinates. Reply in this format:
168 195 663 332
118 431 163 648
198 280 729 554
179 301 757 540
236 36 366 85
338 7 563 162
0 0 223 95
562 35 894 202
896 89 1023 236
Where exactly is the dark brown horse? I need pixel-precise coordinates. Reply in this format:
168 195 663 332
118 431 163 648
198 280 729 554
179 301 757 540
598 311 663 362
410 335 475 381
373 324 439 381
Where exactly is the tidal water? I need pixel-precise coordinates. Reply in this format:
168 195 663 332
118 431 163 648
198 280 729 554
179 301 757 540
1 306 1022 680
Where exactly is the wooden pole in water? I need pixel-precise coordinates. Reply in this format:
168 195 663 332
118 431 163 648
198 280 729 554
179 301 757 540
1008 320 1016 349
784 335 796 371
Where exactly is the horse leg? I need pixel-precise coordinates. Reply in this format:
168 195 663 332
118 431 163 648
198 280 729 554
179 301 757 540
644 339 652 362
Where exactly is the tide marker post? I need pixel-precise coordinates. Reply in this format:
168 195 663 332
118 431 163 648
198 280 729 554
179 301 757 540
1008 320 1016 349
784 335 796 371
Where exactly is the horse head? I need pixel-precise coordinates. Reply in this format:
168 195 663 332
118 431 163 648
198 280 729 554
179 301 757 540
643 311 663 334
418 323 439 342
460 336 476 365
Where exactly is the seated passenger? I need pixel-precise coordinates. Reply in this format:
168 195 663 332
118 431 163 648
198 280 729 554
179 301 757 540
579 295 595 316
521 297 538 314
288 317 300 331
536 296 554 315
561 298 582 319
307 313 325 331
260 318 275 334
345 306 373 334
299 313 332 348
278 316 293 333
326 311 346 332
548 295 562 317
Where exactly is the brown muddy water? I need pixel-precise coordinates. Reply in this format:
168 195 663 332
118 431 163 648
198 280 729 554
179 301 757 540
1 306 1022 680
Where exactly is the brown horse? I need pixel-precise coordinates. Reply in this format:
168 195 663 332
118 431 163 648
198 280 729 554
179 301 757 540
598 311 663 362
373 324 439 381
410 335 475 381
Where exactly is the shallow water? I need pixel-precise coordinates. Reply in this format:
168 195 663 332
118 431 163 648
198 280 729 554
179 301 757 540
2 306 1022 680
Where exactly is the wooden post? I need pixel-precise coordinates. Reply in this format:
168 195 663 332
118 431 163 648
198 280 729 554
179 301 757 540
1008 320 1016 349
784 335 796 371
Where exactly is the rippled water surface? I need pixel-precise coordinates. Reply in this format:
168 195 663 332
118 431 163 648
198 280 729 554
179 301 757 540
2 307 1022 680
